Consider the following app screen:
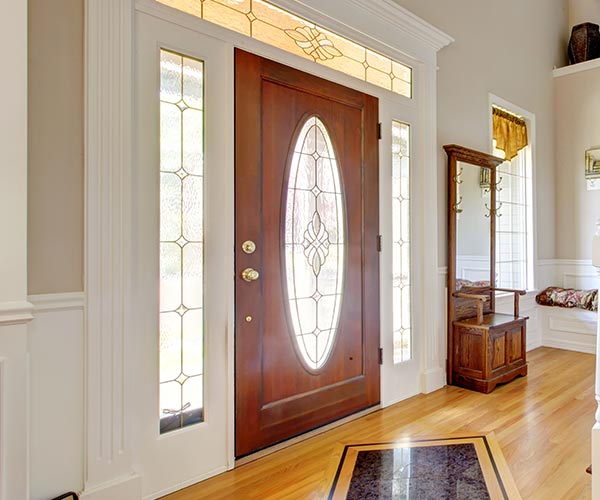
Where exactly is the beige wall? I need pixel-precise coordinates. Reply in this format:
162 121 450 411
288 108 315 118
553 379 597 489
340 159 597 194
28 0 84 294
555 67 600 260
394 0 568 264
27 0 569 290
569 0 600 27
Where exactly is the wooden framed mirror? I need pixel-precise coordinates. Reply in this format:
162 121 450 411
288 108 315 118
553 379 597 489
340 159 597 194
445 144 528 393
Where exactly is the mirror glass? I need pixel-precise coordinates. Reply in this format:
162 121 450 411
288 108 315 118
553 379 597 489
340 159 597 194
455 161 491 291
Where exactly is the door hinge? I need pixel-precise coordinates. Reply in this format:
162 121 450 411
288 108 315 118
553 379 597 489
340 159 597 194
378 347 383 365
377 122 382 140
377 234 382 252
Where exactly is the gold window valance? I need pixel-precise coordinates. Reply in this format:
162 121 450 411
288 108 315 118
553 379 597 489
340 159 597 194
492 107 528 161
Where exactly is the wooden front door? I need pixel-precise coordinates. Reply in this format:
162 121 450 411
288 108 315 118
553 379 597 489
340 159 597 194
235 49 380 457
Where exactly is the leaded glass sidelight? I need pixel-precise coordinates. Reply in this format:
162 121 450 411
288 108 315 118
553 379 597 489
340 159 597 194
392 121 411 363
284 116 345 371
157 0 412 98
159 49 205 433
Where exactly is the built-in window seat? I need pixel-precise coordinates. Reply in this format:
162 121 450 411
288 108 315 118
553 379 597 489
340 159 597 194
536 287 598 354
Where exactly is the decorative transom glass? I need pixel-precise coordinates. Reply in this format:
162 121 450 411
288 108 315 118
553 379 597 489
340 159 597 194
157 0 412 97
159 49 205 433
284 116 345 371
392 121 411 364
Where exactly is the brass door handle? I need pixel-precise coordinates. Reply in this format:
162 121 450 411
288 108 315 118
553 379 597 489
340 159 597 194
241 268 260 282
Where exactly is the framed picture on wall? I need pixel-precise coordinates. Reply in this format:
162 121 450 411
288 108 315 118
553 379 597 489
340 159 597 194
585 148 600 190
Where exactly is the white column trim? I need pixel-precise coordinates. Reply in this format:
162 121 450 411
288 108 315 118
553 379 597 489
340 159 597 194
419 61 445 394
0 0 29 497
84 0 140 497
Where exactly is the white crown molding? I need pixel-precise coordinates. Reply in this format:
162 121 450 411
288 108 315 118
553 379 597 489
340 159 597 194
28 292 85 313
259 0 453 59
276 0 454 53
345 0 454 52
0 300 34 326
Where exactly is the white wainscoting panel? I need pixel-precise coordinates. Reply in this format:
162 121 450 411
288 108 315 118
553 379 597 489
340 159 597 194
28 293 85 500
538 307 597 354
536 259 598 354
538 259 597 290
0 323 30 500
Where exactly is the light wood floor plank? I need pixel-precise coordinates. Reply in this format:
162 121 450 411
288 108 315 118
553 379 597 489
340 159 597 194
162 347 595 500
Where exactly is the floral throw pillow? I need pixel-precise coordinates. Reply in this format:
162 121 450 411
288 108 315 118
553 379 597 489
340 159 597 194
456 279 491 291
535 286 598 312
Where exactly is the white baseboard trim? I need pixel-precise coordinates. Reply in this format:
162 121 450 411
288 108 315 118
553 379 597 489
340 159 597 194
0 300 34 325
81 474 142 500
143 466 228 500
542 338 596 355
420 367 446 394
28 292 85 312
527 336 543 352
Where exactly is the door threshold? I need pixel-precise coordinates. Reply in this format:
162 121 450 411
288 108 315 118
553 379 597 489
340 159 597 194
235 404 381 467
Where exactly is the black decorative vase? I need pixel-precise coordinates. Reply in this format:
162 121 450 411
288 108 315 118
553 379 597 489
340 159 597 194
568 22 600 64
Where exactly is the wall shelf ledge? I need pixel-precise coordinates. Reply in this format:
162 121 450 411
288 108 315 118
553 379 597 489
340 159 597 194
554 58 600 78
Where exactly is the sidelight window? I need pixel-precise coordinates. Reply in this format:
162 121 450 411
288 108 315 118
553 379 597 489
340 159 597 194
392 121 411 363
159 49 205 433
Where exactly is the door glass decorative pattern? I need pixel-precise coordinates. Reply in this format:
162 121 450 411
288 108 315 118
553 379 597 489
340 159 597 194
392 121 411 363
284 116 345 371
157 0 412 97
159 49 205 433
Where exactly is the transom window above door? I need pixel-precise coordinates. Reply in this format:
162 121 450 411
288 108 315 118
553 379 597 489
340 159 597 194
157 0 413 97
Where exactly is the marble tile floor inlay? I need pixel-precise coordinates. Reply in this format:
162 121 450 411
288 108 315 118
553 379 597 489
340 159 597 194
326 436 521 500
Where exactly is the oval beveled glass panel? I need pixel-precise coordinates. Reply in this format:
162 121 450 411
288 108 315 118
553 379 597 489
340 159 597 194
284 116 345 371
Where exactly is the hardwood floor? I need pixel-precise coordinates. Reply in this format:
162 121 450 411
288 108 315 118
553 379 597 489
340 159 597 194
163 347 595 500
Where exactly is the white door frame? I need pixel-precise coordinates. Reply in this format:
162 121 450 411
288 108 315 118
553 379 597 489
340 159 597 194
83 1 452 498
